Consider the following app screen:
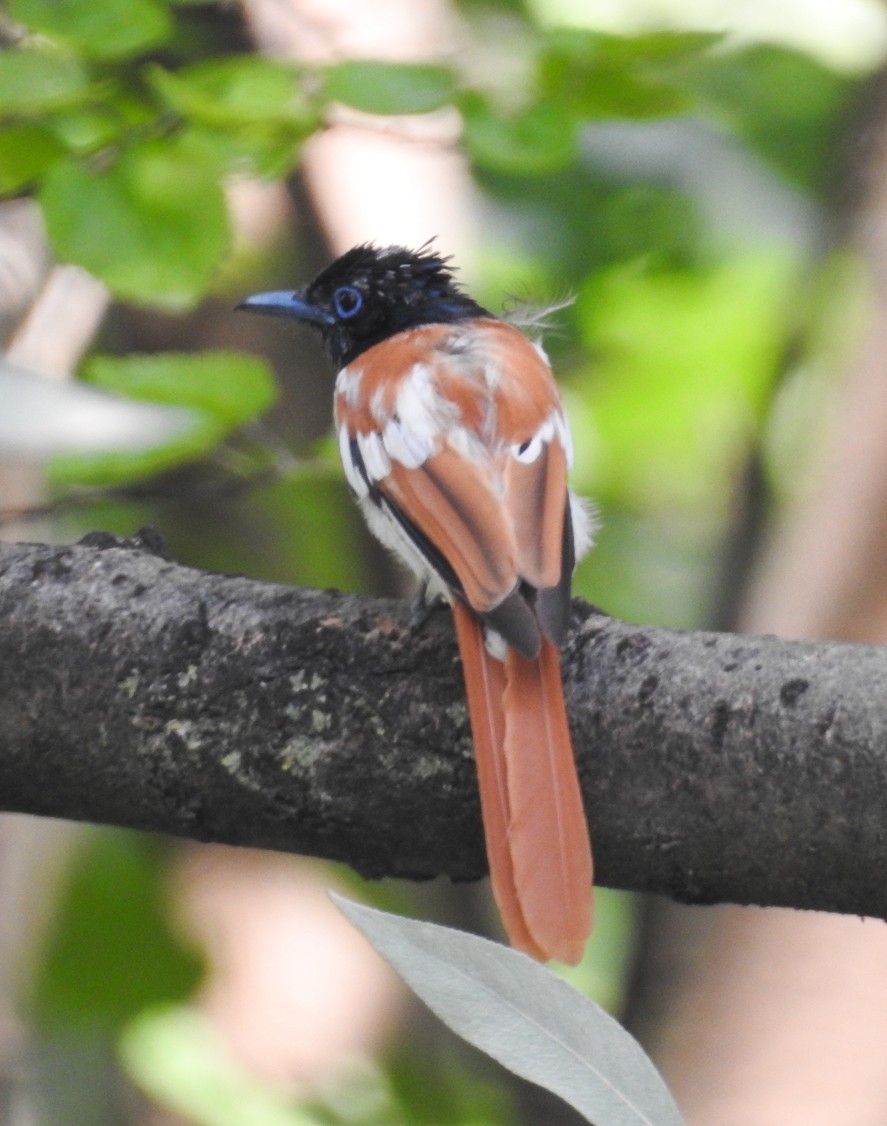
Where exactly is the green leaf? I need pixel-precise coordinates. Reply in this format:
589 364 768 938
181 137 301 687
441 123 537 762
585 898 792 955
148 58 317 178
539 30 721 120
40 139 231 309
460 92 577 175
334 896 686 1126
0 50 90 114
46 106 126 154
324 60 455 115
83 351 278 428
149 57 314 130
49 351 276 487
176 121 303 181
0 124 65 192
9 0 172 59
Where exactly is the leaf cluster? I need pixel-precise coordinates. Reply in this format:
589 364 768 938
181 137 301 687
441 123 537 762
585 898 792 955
2 2 855 500
1 2 853 309
1 0 318 307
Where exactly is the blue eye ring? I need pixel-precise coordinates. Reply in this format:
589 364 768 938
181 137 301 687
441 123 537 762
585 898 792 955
333 285 363 319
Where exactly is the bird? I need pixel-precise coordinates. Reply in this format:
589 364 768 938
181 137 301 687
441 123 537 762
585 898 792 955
239 243 594 964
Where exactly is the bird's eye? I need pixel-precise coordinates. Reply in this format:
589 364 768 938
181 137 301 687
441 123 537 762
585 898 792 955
333 286 363 319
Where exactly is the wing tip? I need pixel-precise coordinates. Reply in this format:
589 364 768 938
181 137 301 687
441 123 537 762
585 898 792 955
535 585 571 647
483 588 542 659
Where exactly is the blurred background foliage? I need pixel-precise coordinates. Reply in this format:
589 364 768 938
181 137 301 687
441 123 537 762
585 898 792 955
0 0 883 1121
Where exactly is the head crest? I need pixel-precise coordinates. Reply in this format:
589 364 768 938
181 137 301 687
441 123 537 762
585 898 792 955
239 242 490 366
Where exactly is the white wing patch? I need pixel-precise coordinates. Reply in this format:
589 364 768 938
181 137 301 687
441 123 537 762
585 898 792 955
348 360 467 476
382 416 433 469
357 430 391 482
446 424 488 466
513 432 544 464
510 411 562 464
370 383 390 425
395 363 459 443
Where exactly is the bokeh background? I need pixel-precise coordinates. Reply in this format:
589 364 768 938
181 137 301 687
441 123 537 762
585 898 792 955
3 0 887 1122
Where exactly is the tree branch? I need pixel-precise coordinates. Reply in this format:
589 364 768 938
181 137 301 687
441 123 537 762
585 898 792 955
1 532 885 919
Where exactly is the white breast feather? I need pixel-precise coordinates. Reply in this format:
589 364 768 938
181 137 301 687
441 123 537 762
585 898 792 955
357 495 449 598
569 490 596 560
357 430 391 482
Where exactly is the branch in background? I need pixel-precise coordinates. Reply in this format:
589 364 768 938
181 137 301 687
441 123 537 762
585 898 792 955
1 533 885 919
5 264 109 377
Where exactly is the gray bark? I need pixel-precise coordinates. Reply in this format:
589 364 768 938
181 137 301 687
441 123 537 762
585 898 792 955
1 531 885 918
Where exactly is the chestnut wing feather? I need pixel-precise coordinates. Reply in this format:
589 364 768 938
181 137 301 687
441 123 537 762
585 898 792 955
339 320 575 652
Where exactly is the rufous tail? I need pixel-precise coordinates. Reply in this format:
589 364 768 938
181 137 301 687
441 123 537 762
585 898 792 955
452 602 593 964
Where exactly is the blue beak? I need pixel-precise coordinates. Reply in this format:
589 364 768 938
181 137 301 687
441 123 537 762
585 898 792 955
237 290 335 326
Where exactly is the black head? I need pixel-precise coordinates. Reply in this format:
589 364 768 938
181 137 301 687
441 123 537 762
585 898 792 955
237 243 491 367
